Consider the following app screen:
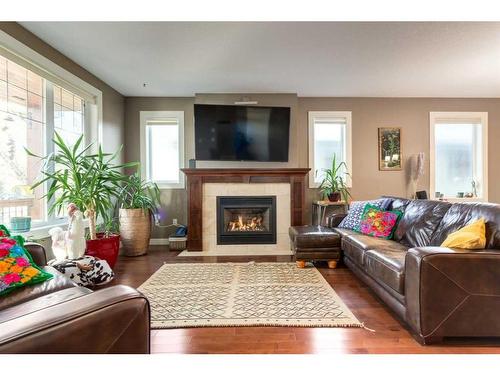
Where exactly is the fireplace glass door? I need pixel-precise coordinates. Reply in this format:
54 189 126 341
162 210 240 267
217 196 276 245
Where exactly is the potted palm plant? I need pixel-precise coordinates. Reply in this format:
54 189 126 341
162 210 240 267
27 132 137 268
318 154 352 203
117 172 161 256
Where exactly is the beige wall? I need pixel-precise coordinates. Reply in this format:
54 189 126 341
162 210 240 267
299 98 500 221
125 95 500 237
0 22 125 160
124 97 194 238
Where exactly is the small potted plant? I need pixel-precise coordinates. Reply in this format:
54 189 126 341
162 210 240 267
117 172 160 256
27 132 137 268
318 154 352 202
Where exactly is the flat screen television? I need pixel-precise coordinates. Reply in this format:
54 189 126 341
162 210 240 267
194 104 290 162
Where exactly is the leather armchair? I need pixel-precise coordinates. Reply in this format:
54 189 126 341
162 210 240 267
0 244 151 353
405 246 500 344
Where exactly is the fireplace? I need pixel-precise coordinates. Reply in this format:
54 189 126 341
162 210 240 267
217 196 277 245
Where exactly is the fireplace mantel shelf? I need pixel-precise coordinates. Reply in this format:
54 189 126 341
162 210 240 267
181 168 310 251
181 168 310 176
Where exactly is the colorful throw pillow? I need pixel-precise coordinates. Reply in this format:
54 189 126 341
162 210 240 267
0 225 53 296
356 204 402 239
338 198 393 230
441 218 486 249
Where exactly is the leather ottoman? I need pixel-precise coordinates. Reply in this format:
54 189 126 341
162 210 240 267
288 225 341 268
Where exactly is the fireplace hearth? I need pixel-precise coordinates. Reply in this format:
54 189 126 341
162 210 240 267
217 196 276 245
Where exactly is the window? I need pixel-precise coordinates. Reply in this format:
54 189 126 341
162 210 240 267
430 112 488 201
308 111 352 188
140 111 185 189
0 54 90 228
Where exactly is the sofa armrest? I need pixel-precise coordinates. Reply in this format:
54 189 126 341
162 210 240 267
0 285 150 353
24 242 48 267
405 246 500 344
326 213 347 228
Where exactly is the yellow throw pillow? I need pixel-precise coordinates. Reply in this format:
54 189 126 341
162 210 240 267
441 218 486 249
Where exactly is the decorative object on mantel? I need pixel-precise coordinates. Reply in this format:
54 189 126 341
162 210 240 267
378 127 402 171
408 152 425 198
139 262 361 328
318 154 351 203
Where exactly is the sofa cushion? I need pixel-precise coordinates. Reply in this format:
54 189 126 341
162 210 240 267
441 218 486 249
0 227 53 297
430 202 500 248
289 226 341 249
392 200 451 247
0 266 77 311
384 197 411 212
333 228 358 237
364 249 406 294
342 233 408 266
338 198 391 230
357 204 402 239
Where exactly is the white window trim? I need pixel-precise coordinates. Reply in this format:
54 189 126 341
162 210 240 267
308 111 352 189
1 30 104 232
0 30 103 146
140 111 185 189
429 111 488 202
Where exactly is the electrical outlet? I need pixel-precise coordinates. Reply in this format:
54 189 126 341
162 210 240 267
173 218 178 225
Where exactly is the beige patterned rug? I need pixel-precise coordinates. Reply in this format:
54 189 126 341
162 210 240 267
138 262 361 329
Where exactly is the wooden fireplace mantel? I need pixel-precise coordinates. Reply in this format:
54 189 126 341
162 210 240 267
181 168 310 251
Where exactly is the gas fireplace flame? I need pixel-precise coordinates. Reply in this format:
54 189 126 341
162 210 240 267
228 214 266 232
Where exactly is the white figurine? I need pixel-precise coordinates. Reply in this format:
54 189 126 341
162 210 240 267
66 203 86 259
48 227 67 260
48 203 86 260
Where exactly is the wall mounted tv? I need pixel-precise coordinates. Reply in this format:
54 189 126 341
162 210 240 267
194 104 290 162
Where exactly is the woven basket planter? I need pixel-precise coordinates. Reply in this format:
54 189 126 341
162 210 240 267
119 208 151 256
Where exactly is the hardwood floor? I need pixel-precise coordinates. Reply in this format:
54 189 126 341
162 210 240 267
110 246 500 354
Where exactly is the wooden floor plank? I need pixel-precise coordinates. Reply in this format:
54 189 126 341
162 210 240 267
109 246 500 354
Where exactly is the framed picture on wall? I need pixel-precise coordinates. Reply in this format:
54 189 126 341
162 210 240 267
378 127 402 171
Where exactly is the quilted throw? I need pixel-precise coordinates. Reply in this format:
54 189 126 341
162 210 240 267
0 225 53 296
357 204 402 239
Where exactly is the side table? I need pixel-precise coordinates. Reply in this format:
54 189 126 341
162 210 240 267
312 200 348 226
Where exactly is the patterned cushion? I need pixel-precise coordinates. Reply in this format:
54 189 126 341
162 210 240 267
0 225 53 296
356 204 402 239
338 198 392 230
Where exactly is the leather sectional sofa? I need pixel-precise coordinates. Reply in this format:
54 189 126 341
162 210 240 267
0 243 150 353
327 197 500 344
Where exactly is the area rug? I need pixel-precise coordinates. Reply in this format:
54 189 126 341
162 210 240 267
138 262 362 328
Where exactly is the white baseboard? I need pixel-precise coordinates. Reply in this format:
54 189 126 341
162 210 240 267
149 238 169 245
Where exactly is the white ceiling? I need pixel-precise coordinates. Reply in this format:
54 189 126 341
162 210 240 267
19 22 500 97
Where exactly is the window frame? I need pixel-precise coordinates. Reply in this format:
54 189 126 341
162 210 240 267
140 110 185 189
308 111 352 189
429 111 488 202
0 30 103 231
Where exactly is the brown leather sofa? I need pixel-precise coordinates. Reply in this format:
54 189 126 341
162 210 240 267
327 197 500 344
0 243 150 353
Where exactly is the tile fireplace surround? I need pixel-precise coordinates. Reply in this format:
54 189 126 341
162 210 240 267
181 168 309 255
203 183 289 254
